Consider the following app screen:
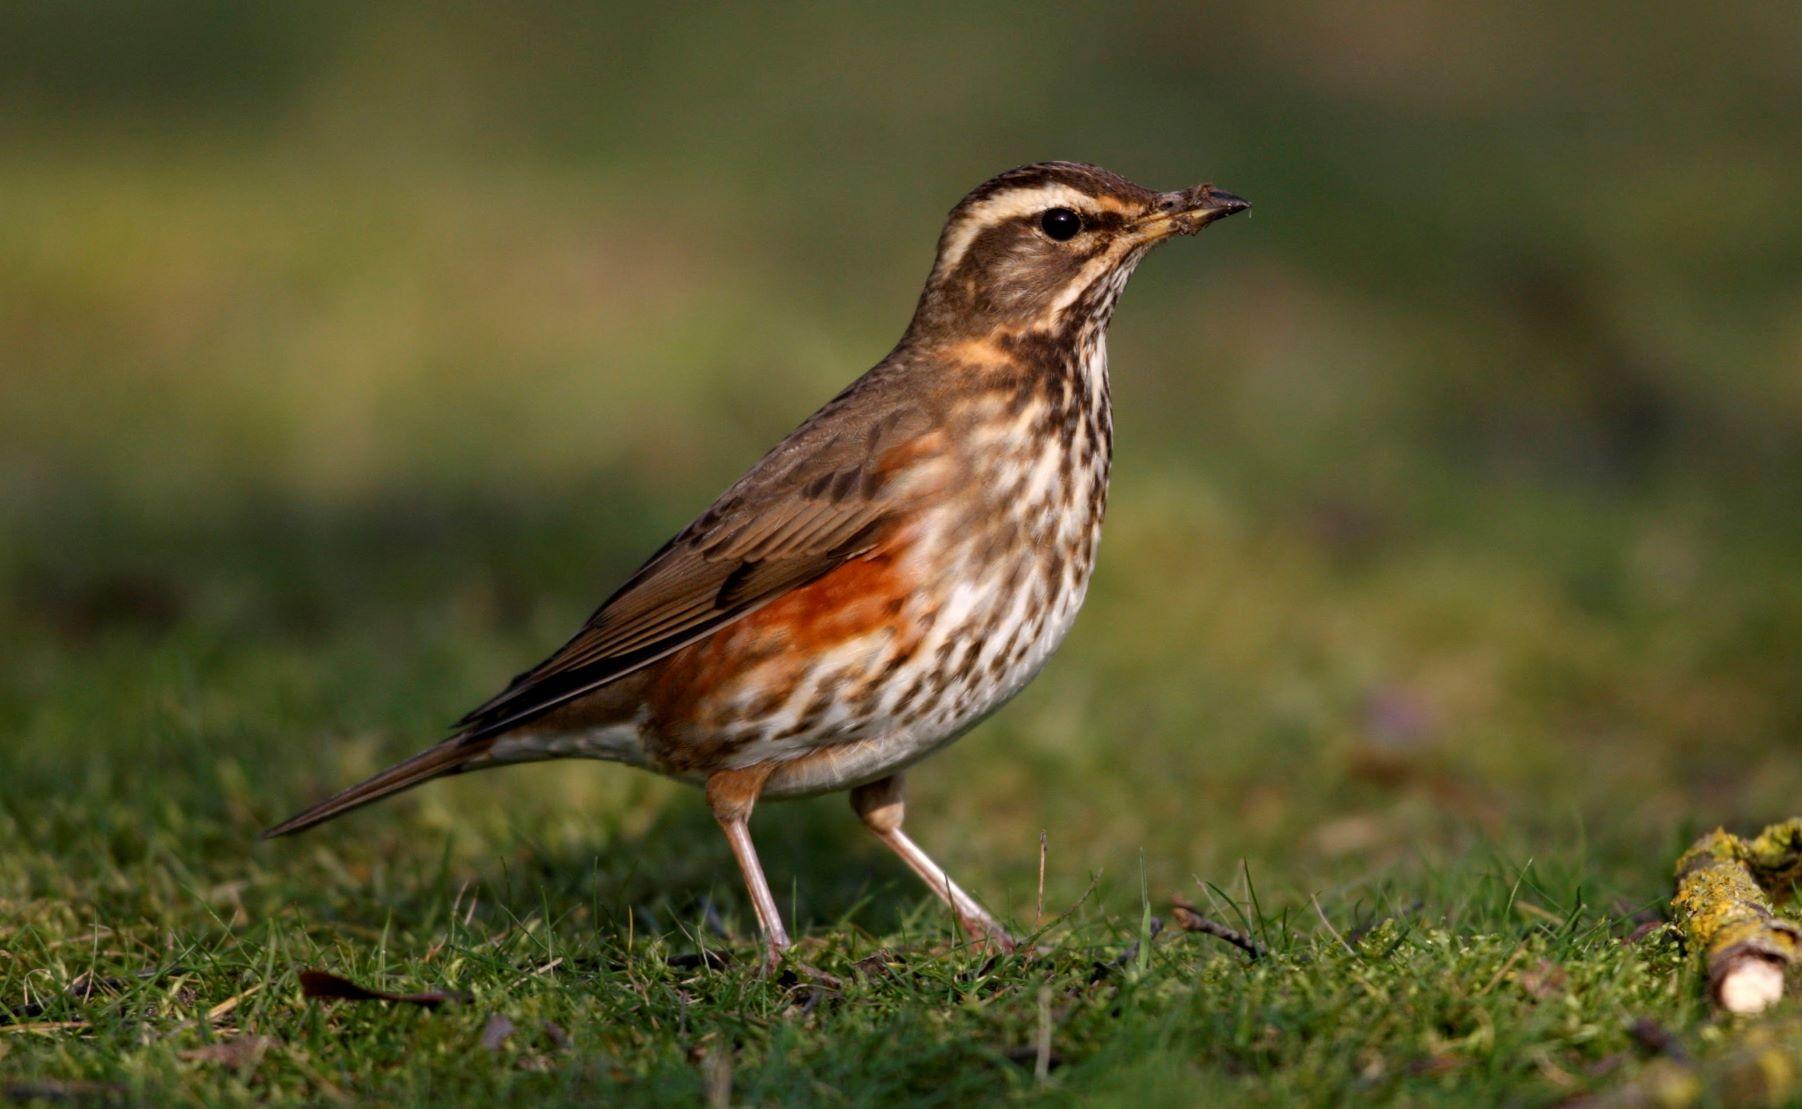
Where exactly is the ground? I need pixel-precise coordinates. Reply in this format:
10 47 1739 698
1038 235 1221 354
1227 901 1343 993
3 490 1796 1105
2 4 1801 1103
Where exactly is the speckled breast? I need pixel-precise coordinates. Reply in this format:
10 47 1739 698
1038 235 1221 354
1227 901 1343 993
745 342 1114 797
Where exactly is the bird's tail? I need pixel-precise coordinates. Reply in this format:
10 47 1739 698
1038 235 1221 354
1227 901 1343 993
262 737 490 839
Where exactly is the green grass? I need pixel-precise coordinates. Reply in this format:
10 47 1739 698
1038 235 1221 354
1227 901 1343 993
3 2 1802 1103
0 789 1788 1104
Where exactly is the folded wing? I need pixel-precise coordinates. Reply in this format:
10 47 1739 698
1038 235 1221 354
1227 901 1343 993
456 382 935 741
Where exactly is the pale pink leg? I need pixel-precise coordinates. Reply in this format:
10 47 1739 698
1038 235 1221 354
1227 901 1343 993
707 766 789 964
851 775 1014 951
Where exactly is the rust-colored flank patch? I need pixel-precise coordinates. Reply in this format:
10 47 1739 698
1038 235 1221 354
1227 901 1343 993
644 545 921 769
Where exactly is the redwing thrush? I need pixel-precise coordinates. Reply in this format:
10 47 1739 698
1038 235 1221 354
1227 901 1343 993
267 162 1249 961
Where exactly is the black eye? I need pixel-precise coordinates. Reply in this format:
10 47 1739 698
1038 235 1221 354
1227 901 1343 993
1040 207 1082 241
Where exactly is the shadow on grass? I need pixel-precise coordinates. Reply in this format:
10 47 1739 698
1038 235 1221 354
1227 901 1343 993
278 779 951 958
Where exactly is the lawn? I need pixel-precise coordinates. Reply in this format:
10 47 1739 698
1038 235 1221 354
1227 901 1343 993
2 4 1800 1103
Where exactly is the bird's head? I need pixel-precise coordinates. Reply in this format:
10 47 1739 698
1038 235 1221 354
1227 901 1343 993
907 161 1249 343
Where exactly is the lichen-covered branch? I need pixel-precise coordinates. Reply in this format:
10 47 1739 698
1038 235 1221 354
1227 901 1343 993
1671 823 1802 1015
1739 819 1802 895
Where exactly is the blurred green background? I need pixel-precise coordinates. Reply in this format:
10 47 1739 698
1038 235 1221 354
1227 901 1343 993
2 0 1799 930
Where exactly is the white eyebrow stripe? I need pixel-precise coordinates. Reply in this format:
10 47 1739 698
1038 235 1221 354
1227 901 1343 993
933 184 1100 277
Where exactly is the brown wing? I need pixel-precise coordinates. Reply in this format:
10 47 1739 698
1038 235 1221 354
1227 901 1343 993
455 374 936 742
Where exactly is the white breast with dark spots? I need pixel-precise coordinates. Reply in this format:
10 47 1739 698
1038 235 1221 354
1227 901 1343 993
499 334 1116 798
760 339 1113 794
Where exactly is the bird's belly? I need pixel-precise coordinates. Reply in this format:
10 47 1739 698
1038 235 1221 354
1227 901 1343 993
761 561 1091 798
635 484 1100 793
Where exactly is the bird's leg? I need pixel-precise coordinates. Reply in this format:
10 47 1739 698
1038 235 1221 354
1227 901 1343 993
850 775 1014 952
705 765 789 967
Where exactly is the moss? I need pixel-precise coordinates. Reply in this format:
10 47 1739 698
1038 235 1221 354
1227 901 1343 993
1671 823 1802 1013
1742 819 1802 899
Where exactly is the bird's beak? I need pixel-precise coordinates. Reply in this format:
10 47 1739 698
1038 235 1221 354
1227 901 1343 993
1136 184 1252 240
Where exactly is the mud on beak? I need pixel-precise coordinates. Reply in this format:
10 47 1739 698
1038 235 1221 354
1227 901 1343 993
1139 184 1252 238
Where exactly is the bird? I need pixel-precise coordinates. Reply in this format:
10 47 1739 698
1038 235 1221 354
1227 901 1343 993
266 161 1250 965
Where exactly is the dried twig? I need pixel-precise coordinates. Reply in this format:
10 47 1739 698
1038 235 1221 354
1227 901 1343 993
206 983 263 1023
297 969 460 1008
1671 821 1802 1014
704 1045 733 1109
1033 985 1053 1084
1311 893 1356 955
0 1020 91 1037
1036 830 1048 929
1170 896 1267 960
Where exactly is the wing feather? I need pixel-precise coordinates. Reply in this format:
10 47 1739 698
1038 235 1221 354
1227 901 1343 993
454 379 934 741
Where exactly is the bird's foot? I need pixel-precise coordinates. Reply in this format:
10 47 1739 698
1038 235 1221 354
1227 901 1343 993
959 914 1017 955
762 941 843 991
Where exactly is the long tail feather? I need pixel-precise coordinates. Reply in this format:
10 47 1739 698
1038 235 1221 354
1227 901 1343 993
262 738 489 838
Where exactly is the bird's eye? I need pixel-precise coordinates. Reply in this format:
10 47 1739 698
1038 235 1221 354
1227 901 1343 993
1040 208 1082 241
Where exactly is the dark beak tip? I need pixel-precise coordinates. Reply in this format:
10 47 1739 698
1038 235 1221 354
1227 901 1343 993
1150 183 1252 234
1203 188 1251 215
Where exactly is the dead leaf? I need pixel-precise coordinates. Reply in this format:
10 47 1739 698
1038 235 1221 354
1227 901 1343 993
1404 1053 1465 1077
851 951 899 981
480 1014 514 1052
3 1079 127 1101
1517 960 1568 1000
297 970 458 1008
181 1036 275 1069
1627 1018 1688 1061
542 1021 572 1051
